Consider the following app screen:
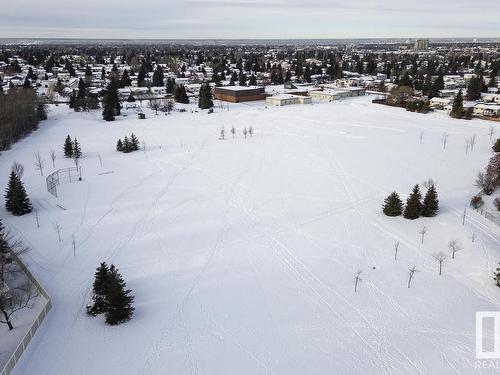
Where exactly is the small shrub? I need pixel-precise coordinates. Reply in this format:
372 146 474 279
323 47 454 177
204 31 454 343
493 138 500 153
470 195 484 209
494 197 500 211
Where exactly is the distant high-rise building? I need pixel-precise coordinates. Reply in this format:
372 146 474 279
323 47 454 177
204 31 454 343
414 39 429 51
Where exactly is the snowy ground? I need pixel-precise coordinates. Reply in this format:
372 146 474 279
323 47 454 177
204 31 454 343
1 96 500 375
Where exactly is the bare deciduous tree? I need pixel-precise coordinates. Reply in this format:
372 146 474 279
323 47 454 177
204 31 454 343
448 240 462 259
0 282 38 330
53 222 62 242
408 266 417 288
0 231 29 284
11 162 24 178
50 149 56 169
442 132 449 150
243 127 248 139
433 252 447 275
419 225 427 244
488 126 496 141
469 134 477 152
72 235 76 256
354 271 362 292
231 126 236 139
149 100 161 115
33 151 44 176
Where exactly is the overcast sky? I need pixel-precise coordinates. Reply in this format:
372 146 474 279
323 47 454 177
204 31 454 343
1 0 499 39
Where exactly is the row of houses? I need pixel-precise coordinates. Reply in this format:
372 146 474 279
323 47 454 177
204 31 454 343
429 96 500 117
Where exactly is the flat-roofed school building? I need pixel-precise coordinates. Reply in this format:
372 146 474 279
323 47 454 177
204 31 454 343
214 86 267 103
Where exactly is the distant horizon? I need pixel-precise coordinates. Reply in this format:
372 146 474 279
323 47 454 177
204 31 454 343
1 37 499 46
2 0 499 41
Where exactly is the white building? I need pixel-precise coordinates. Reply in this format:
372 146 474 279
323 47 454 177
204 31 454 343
429 97 452 110
473 104 500 117
266 94 312 106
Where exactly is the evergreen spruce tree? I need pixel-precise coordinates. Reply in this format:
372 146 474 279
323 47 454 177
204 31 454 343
64 135 74 157
123 136 131 153
36 103 48 120
421 184 439 217
119 69 132 88
87 262 110 316
382 192 403 216
130 134 139 151
467 77 481 100
174 84 189 104
116 139 123 152
198 83 213 109
104 265 134 325
4 171 32 216
102 101 115 121
68 91 76 109
137 65 147 86
102 78 121 121
248 74 257 86
239 73 247 86
4 171 17 213
73 138 82 158
403 185 423 220
450 89 464 118
166 77 176 94
152 65 164 87
429 74 444 98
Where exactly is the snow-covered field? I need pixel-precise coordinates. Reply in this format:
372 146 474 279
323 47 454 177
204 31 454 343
1 96 500 375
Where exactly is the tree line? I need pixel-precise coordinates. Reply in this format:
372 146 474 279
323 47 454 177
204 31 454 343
0 88 47 151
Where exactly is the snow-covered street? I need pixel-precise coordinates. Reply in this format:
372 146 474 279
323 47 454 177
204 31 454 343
2 96 500 374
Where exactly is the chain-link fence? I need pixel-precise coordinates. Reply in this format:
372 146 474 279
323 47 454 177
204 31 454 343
46 167 81 197
475 207 500 226
0 254 51 375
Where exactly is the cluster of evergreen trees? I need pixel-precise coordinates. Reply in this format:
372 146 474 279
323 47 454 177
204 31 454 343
87 262 134 325
4 171 32 216
383 184 439 219
116 134 140 153
405 99 430 114
64 135 82 158
0 88 47 151
69 78 99 111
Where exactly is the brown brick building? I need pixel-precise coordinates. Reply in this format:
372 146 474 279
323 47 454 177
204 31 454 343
214 86 267 103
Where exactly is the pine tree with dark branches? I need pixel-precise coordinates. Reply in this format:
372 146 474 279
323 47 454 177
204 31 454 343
421 184 439 217
64 135 74 158
104 265 134 325
403 185 422 220
382 192 403 216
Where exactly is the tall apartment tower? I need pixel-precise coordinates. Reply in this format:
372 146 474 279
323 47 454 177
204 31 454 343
414 39 429 51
